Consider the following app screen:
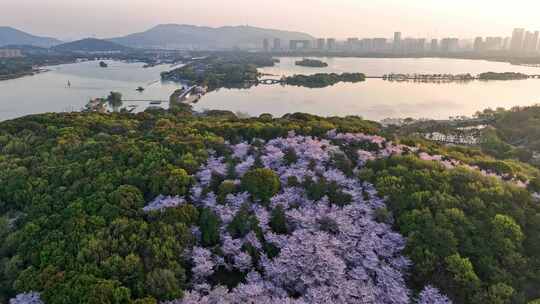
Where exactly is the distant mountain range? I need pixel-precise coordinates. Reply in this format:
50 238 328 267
0 24 315 51
53 38 131 52
108 24 315 49
0 26 62 48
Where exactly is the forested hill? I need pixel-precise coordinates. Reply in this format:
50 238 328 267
109 24 314 49
0 27 61 48
1 108 540 304
52 38 131 53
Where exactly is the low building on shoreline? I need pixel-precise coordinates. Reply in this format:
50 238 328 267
0 49 23 58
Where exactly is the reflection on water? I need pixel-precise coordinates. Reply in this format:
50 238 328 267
195 57 540 120
0 60 181 121
1 57 540 121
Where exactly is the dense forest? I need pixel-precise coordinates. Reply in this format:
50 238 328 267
476 106 540 158
1 106 540 303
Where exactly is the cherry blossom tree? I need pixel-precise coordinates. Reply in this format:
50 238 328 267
9 292 43 304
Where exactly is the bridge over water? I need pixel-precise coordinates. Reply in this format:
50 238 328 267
170 85 201 104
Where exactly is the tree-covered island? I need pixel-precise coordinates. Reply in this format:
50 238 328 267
294 58 329 67
283 72 366 88
160 53 276 90
161 53 365 90
478 72 529 80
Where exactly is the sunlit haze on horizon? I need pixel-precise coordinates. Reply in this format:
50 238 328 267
3 0 540 40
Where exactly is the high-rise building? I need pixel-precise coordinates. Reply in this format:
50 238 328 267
346 38 359 51
263 39 270 52
393 32 402 52
531 31 540 52
316 38 325 50
503 37 511 50
289 40 311 51
430 39 439 52
523 31 540 52
289 40 297 51
510 28 525 52
416 38 426 53
273 38 281 51
523 31 534 51
440 38 460 53
326 38 336 50
474 37 484 52
359 39 372 52
401 38 425 53
485 37 503 51
373 38 388 52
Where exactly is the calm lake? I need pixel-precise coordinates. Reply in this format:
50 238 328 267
1 57 540 121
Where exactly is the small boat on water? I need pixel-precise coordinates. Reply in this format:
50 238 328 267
99 61 108 68
149 101 162 105
136 86 145 92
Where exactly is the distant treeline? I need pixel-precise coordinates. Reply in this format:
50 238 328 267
478 72 529 80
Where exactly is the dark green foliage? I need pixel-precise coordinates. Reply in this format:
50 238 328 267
283 147 298 165
150 167 192 197
242 242 261 268
208 266 245 289
0 111 378 303
528 177 540 192
478 72 528 80
217 180 237 204
199 208 221 247
317 216 339 234
474 106 540 168
304 176 327 201
241 168 280 203
327 182 353 207
473 160 514 177
303 177 352 206
3 109 540 303
284 73 366 88
227 204 260 239
145 268 183 300
295 59 328 68
263 242 280 259
366 155 540 303
444 254 481 302
269 205 288 234
330 152 354 176
161 53 275 90
374 207 392 224
107 91 123 110
286 176 300 187
109 185 145 216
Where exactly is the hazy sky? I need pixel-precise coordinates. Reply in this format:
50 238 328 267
3 0 540 40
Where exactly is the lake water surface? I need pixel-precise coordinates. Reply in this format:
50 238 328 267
0 60 180 121
195 57 540 120
1 57 540 121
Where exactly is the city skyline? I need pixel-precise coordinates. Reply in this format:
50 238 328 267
263 27 539 55
4 0 540 40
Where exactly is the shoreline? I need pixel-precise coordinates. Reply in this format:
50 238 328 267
262 52 540 67
0 68 50 81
